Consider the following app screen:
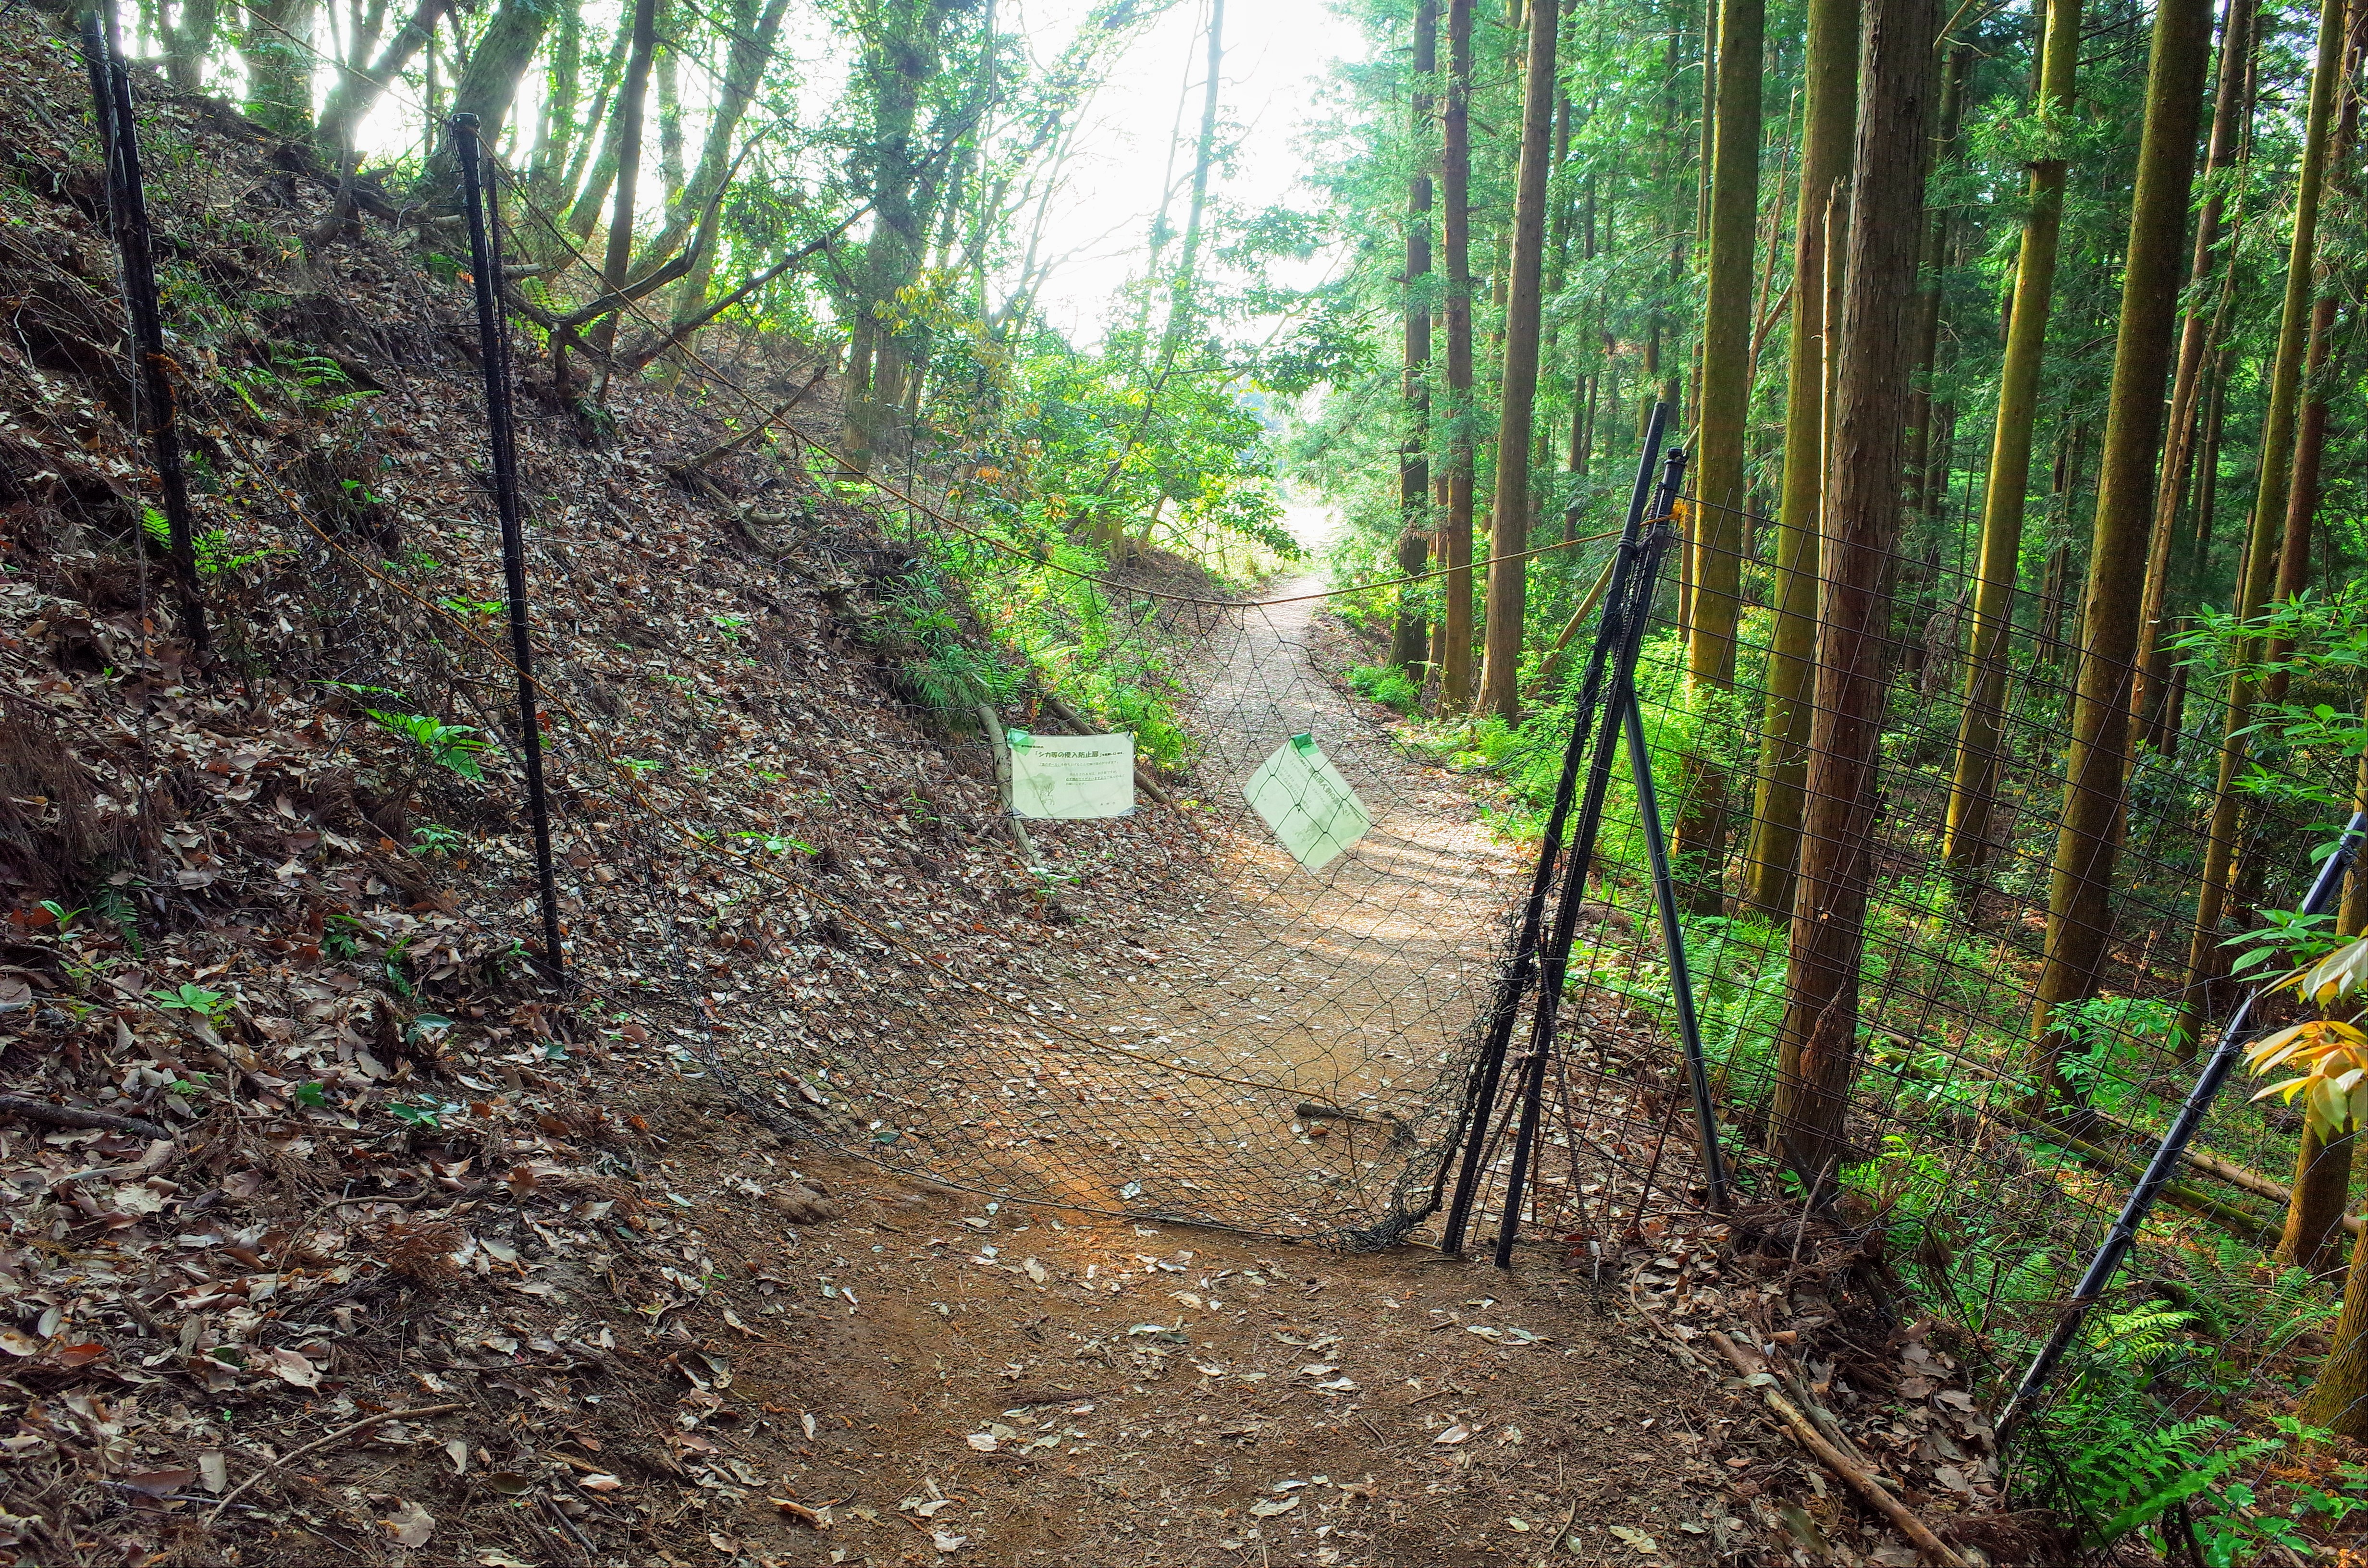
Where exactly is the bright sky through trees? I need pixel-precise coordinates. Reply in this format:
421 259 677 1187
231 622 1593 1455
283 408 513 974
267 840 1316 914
1013 0 1362 341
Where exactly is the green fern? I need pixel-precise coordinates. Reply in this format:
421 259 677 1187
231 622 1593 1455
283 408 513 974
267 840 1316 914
2089 1421 2276 1541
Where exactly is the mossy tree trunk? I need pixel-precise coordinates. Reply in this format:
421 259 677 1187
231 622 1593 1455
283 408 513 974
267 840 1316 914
423 0 555 205
1940 0 2079 874
2026 0 2216 1078
1393 0 1440 676
1739 0 1857 922
1667 0 1764 909
1440 0 1477 712
2131 0 2259 753
1770 0 1936 1187
1475 0 1562 722
2177 0 2349 1054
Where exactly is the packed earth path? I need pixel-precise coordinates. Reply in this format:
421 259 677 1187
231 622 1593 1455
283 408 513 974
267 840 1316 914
614 514 1753 1568
921 508 1549 1243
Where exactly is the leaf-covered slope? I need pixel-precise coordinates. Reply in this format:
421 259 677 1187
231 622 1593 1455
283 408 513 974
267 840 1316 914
0 14 1206 1559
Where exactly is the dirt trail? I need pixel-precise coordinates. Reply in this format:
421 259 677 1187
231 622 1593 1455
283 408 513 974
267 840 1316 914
912 539 1535 1242
636 1106 1740 1568
607 558 1748 1566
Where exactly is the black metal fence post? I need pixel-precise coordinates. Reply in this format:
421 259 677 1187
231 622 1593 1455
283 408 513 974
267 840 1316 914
1997 809 2368 1439
453 114 566 984
1620 566 1732 1212
1438 404 1669 1256
81 5 208 656
1489 443 1689 1268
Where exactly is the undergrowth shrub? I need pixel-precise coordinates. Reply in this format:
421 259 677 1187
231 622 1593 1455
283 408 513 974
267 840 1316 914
1345 662 1419 713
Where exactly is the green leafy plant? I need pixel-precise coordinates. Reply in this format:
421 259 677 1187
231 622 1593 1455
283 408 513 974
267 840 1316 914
363 709 490 781
2225 906 2345 980
93 883 141 956
404 1012 454 1046
292 1081 327 1109
383 935 414 998
1345 662 1420 714
2055 995 2185 1106
388 1096 465 1129
412 823 465 855
733 831 818 856
140 508 283 576
149 983 230 1019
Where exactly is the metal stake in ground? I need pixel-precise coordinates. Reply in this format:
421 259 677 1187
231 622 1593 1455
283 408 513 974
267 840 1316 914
453 114 566 983
80 7 208 656
1997 808 2368 1439
1620 531 1732 1213
1490 444 1689 1269
1437 404 1670 1256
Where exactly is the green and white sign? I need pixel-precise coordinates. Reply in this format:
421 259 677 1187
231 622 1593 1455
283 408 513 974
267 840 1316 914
1007 729 1137 819
1243 733 1371 872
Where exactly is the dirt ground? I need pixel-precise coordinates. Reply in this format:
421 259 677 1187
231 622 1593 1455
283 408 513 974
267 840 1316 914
677 1144 1748 1568
570 557 1757 1568
317 1092 1754 1568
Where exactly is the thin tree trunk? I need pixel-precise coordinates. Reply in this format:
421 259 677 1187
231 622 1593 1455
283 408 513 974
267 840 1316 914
561 26 631 228
161 0 220 90
1770 0 1937 1187
1170 0 1226 336
2179 0 2349 1054
1441 0 1477 712
316 0 442 159
2027 0 2217 1076
2304 1220 2368 1435
840 0 960 469
1902 45 1970 523
2343 695 2368 933
2285 1122 2357 1275
2264 292 2345 711
2132 0 2259 748
655 28 686 208
1475 0 1562 721
655 0 794 349
1740 0 1857 921
244 0 314 137
1941 0 2079 873
528 0 580 202
1394 0 1440 675
589 0 658 390
2264 48 2358 710
423 0 554 202
1667 0 1764 905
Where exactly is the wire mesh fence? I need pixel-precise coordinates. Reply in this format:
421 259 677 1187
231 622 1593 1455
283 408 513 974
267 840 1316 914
1421 479 2368 1551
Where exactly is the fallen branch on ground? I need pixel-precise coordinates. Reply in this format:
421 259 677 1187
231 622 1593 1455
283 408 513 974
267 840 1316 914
667 367 828 477
1980 1100 2282 1247
207 1404 465 1522
1866 1025 2330 1226
0 1095 171 1141
1707 1332 1973 1568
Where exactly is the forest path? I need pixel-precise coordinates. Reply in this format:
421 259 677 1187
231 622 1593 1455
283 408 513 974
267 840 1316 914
629 527 1737 1566
948 512 1532 1238
649 1110 1736 1568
